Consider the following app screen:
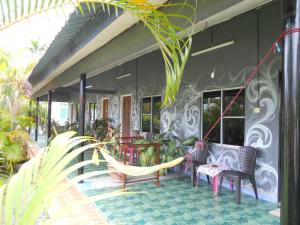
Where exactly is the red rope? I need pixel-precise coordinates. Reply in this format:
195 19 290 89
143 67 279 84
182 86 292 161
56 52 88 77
185 28 300 159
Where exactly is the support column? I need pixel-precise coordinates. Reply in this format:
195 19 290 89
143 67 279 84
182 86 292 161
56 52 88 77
35 97 39 142
281 0 300 224
28 100 32 135
78 74 86 176
47 91 52 140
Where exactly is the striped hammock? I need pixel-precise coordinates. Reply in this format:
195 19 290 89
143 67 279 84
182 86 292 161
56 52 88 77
93 148 184 177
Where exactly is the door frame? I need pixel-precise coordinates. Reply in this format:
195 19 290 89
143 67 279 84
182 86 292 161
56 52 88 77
120 94 132 136
101 97 109 119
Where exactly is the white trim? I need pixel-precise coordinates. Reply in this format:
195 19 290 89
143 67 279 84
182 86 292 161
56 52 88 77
202 88 246 146
210 143 242 149
223 116 245 119
140 95 162 133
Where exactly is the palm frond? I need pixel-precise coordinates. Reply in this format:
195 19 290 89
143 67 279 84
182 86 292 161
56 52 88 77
0 0 195 105
0 132 114 225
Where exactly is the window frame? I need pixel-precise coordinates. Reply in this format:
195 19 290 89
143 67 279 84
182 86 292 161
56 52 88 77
202 87 245 147
141 95 162 133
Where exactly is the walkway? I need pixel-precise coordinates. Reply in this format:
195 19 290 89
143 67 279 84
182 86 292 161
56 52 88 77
28 141 109 225
49 180 109 225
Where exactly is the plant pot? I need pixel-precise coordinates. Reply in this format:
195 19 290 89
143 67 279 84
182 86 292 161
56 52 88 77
107 164 125 183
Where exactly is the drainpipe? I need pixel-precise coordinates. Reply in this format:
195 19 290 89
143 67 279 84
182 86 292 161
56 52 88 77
281 0 300 224
35 97 39 142
78 73 86 176
47 91 52 140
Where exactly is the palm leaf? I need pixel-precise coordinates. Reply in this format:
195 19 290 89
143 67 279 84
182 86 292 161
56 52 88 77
0 132 125 225
0 0 195 105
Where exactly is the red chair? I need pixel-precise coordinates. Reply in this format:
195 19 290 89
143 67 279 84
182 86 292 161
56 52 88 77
121 136 144 163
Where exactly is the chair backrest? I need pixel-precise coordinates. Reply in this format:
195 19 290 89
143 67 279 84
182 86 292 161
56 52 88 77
238 146 257 175
131 130 140 136
146 132 155 140
192 140 209 163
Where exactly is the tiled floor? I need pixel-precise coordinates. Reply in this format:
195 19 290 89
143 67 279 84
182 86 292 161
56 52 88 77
80 175 280 225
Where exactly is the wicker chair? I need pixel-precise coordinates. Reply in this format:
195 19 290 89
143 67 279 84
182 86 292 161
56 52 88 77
218 146 258 204
131 130 140 136
181 141 210 186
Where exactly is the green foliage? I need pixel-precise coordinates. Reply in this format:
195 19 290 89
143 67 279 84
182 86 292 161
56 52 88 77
86 118 109 141
0 109 32 182
0 132 119 225
0 0 194 106
182 137 198 146
0 127 30 175
132 139 156 167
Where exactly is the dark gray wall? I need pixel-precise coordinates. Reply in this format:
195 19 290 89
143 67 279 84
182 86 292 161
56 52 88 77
31 0 246 98
70 2 281 202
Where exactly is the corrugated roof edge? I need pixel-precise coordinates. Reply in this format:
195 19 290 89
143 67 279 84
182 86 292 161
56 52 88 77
29 3 123 85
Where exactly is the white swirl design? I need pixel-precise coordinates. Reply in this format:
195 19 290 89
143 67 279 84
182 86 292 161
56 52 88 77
255 159 278 195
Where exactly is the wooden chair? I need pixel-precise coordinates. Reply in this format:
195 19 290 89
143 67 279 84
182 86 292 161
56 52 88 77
218 146 258 204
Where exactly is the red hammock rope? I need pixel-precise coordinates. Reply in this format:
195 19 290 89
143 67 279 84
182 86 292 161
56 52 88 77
185 28 300 160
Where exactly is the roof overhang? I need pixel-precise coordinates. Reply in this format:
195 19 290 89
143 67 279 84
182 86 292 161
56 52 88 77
30 0 167 97
30 0 274 99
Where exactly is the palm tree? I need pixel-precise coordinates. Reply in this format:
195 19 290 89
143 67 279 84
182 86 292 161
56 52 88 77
0 0 194 105
0 53 32 126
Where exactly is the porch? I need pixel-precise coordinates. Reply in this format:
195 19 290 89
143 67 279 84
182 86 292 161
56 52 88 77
75 152 280 225
27 0 299 224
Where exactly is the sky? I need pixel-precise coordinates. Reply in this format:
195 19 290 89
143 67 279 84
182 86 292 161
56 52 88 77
0 5 74 69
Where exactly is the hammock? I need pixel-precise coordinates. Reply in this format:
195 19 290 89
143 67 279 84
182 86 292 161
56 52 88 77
97 148 184 177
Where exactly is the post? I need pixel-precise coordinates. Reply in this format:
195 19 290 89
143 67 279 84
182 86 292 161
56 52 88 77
47 91 52 140
35 97 39 142
281 0 300 224
78 74 86 176
28 100 32 135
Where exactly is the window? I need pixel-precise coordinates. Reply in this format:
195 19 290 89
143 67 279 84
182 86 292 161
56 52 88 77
203 89 245 146
203 91 221 143
89 103 96 123
141 96 162 133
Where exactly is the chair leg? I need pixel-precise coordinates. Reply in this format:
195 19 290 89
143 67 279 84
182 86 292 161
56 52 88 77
250 175 258 200
179 163 183 175
191 162 196 186
206 175 210 184
218 174 223 196
236 178 241 204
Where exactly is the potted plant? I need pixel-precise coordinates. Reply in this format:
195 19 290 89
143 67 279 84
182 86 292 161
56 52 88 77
103 125 125 182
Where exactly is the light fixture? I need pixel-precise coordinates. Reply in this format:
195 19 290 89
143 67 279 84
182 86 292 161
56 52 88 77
116 73 132 80
254 12 261 114
191 40 235 57
86 85 93 89
210 68 216 79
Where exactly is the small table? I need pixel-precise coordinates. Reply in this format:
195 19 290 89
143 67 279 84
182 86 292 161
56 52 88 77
120 142 162 189
196 163 230 194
